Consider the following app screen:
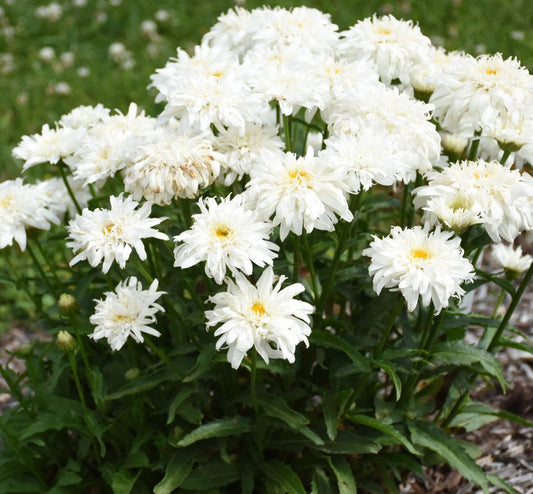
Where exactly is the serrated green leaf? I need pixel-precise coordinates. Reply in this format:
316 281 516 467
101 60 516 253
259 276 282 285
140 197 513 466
349 415 420 455
322 391 338 441
154 448 199 494
111 470 140 494
432 341 507 390
104 367 177 401
487 474 519 494
310 331 370 372
260 460 306 494
183 345 219 383
328 456 357 494
319 431 382 455
181 460 240 490
167 387 195 424
373 359 402 401
311 469 334 494
175 416 254 447
408 420 489 493
257 394 309 429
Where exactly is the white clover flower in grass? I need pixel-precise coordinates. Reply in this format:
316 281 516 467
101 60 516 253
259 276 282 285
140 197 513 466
363 226 475 313
89 277 165 351
174 194 279 284
13 124 86 170
245 148 353 240
0 178 60 250
205 267 313 369
491 243 533 276
67 194 168 273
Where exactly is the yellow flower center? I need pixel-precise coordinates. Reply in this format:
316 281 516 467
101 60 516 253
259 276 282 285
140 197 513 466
102 223 122 236
485 68 498 76
251 302 266 317
376 26 391 35
411 248 432 261
214 225 231 239
288 169 311 186
112 313 134 324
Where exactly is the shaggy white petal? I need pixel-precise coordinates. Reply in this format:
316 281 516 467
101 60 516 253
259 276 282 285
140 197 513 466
205 267 313 369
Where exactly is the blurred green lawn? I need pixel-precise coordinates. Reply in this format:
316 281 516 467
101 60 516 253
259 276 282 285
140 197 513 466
1 0 532 180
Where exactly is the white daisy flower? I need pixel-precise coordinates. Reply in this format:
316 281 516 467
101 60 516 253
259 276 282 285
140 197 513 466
414 160 533 242
491 243 532 276
89 277 165 351
245 148 353 240
174 194 279 284
205 267 313 369
67 194 168 273
363 226 475 313
123 126 223 205
0 178 60 251
58 104 110 129
13 124 86 171
338 14 433 87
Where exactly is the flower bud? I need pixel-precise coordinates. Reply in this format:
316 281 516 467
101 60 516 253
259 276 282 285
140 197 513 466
56 330 77 353
125 368 140 381
58 293 77 316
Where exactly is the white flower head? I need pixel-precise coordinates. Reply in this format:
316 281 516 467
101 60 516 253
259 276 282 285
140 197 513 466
67 194 168 273
491 243 532 276
363 226 475 313
246 148 353 240
174 194 279 284
205 267 313 369
89 277 165 351
0 178 60 251
13 124 86 170
123 126 223 205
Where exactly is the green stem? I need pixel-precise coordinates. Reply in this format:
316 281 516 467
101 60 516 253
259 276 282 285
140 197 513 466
487 260 533 353
0 361 33 417
491 287 506 319
302 233 319 304
292 236 301 284
58 162 82 215
68 352 87 410
34 237 62 285
283 114 292 152
250 349 258 413
26 241 58 298
468 133 481 161
500 149 511 166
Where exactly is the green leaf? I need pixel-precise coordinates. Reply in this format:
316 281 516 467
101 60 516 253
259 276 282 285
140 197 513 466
373 359 402 401
408 420 489 493
111 470 140 494
328 456 357 494
311 469 334 494
256 394 309 430
183 345 219 383
432 341 507 390
181 460 240 490
487 474 519 494
349 415 420 455
175 416 254 447
239 456 255 494
319 431 382 455
153 449 198 494
310 331 370 372
322 391 338 441
104 367 177 401
260 460 306 494
167 387 195 425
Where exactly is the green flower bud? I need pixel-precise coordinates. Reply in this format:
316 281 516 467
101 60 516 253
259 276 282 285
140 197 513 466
56 330 77 353
58 293 77 316
125 368 140 381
